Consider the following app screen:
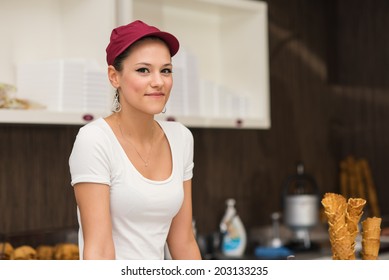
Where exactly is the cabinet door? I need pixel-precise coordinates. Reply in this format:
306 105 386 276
121 0 270 129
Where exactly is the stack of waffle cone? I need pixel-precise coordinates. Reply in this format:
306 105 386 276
347 198 366 253
322 193 352 259
361 217 381 260
321 193 366 260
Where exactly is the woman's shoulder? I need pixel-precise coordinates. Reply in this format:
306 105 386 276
157 120 192 137
76 118 112 142
78 117 109 132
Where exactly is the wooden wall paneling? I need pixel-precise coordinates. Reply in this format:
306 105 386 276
0 124 80 234
326 0 389 218
191 128 279 235
329 86 389 217
330 0 389 87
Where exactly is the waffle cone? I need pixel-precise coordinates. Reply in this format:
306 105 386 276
362 217 382 231
346 198 365 241
332 238 355 260
328 209 346 223
361 253 378 260
329 223 349 240
322 193 371 260
361 240 380 256
361 217 381 259
362 217 381 240
322 193 348 241
363 228 381 238
347 198 366 216
322 193 347 221
347 213 363 240
346 212 363 226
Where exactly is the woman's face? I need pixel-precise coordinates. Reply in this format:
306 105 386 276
112 38 173 115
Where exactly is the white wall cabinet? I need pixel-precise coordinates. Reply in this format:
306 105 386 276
0 0 270 129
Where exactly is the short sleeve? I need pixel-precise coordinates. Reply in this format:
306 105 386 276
182 125 194 181
69 124 111 186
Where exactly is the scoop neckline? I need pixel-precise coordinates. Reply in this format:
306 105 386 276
99 118 174 185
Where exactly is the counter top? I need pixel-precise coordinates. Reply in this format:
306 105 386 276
249 224 389 260
293 247 389 260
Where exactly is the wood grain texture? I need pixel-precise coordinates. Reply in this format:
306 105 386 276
0 124 79 234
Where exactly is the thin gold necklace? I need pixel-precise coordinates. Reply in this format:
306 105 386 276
117 120 155 167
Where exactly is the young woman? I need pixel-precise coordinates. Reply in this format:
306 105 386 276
69 20 201 260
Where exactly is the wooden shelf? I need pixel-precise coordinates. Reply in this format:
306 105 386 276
0 109 268 129
0 110 108 126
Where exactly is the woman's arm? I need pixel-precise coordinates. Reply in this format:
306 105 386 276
166 180 202 260
74 183 115 260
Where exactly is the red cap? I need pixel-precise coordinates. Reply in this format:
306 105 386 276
106 20 180 66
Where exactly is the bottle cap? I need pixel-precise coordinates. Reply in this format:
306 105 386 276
226 198 236 206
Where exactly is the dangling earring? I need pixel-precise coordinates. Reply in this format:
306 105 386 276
112 89 122 113
162 107 166 114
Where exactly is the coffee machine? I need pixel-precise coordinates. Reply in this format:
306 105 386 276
282 162 319 251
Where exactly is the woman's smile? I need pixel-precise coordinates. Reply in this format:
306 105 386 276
145 91 165 97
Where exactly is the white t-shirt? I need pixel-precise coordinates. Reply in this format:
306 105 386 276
69 118 194 260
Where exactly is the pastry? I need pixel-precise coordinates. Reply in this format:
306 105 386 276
12 245 37 260
36 245 55 260
54 243 79 260
0 242 14 260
